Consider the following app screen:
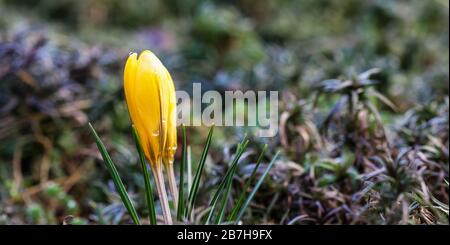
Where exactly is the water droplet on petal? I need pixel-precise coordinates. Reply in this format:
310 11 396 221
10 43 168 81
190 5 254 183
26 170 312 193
152 130 160 136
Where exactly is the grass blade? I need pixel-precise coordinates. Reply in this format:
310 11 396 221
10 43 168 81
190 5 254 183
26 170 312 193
88 123 140 225
205 138 249 224
186 125 215 218
228 144 267 221
214 165 238 224
131 125 156 225
215 140 249 224
177 125 187 221
234 151 280 224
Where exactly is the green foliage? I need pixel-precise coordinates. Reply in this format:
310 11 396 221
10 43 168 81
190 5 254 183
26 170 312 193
89 123 140 225
186 126 215 219
89 123 278 225
132 125 157 225
177 125 187 221
0 0 448 225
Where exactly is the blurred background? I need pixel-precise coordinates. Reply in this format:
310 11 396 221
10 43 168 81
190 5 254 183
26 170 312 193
0 0 448 224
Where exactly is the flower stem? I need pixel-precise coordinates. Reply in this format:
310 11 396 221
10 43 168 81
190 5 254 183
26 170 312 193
166 163 179 211
153 162 172 225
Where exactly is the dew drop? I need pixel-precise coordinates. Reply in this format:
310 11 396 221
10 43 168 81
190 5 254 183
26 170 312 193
152 130 160 136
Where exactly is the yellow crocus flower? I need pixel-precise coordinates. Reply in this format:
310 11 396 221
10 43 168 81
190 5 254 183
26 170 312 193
124 50 168 165
123 50 177 224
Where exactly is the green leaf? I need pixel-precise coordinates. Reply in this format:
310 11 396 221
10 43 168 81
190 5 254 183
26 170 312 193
228 144 267 221
215 140 249 224
214 165 238 224
131 125 156 225
186 125 215 218
205 138 249 224
88 123 140 225
234 151 280 224
177 125 187 221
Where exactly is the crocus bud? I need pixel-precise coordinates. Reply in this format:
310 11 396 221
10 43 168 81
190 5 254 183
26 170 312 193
123 50 177 224
124 50 174 167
